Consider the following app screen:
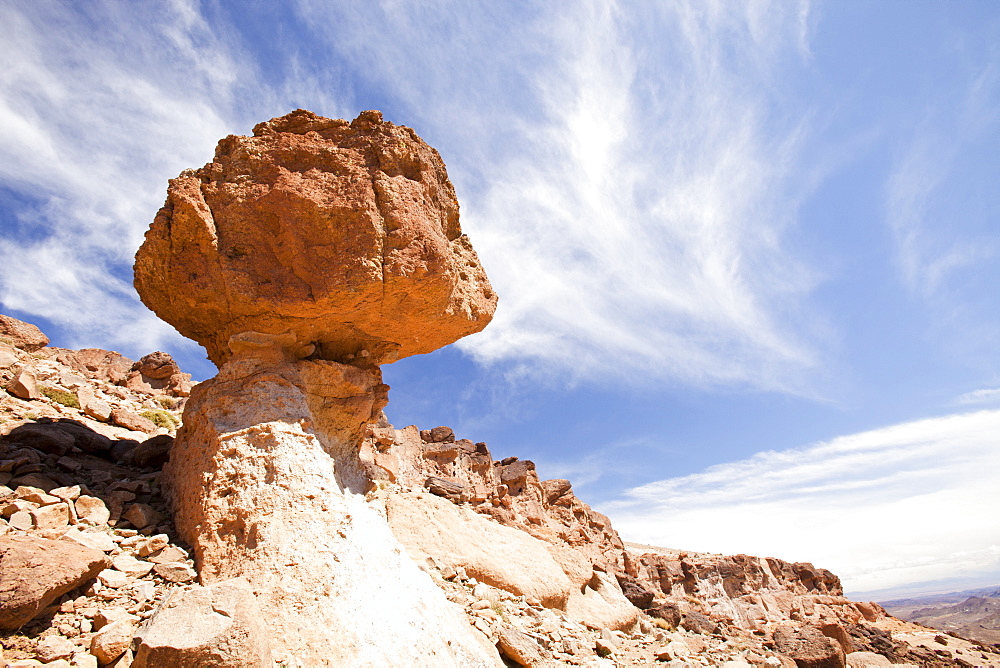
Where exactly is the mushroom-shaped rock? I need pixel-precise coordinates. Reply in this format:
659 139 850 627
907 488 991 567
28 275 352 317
134 109 496 367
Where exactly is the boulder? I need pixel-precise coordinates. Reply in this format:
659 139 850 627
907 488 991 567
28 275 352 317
773 625 846 668
0 535 109 628
6 368 39 400
110 409 158 434
563 568 640 632
132 434 172 469
846 652 892 667
386 491 574 608
495 625 546 666
134 109 496 368
133 578 271 668
3 423 74 455
134 351 177 380
0 314 49 352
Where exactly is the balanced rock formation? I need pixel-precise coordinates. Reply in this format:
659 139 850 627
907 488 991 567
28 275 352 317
135 111 500 666
134 108 495 368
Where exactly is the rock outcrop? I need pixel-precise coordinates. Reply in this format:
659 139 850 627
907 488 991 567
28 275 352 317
4 316 1000 666
134 108 496 368
134 111 501 666
0 314 49 352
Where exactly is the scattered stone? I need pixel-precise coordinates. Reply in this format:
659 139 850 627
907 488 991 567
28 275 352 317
152 562 196 583
61 529 116 554
97 569 130 589
50 485 82 502
75 496 111 526
34 634 76 662
496 624 545 666
0 314 49 351
30 503 70 529
146 546 187 564
7 368 40 400
136 534 169 557
91 619 135 665
132 578 272 667
110 409 158 435
0 535 109 628
8 510 33 530
122 504 161 530
112 554 154 578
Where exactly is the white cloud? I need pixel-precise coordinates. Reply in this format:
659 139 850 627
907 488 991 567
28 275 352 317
2 1 826 391
454 2 823 391
292 0 824 392
604 409 1000 595
0 2 347 359
884 60 1000 300
956 388 1000 405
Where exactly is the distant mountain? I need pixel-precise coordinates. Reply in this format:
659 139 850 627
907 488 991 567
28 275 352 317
882 587 1000 645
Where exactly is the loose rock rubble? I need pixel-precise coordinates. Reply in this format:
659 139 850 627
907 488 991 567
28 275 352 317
5 313 1000 667
1 322 194 667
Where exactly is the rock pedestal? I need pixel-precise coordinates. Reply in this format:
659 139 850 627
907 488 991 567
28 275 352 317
162 337 500 666
137 110 499 666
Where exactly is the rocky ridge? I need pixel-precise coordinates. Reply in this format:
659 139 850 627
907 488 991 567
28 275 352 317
2 321 999 665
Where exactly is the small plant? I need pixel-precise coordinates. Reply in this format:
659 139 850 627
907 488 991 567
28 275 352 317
24 412 38 421
40 386 80 408
155 395 179 410
490 601 508 623
141 409 180 430
651 617 673 630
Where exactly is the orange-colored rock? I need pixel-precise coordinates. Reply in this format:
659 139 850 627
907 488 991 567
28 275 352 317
134 109 496 367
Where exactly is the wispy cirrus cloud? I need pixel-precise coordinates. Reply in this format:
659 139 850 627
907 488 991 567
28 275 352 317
0 1 344 361
295 0 824 391
955 388 1000 406
884 58 1000 300
604 409 1000 594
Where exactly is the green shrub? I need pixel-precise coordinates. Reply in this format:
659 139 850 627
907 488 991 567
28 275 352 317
155 395 179 410
140 409 180 430
40 386 79 408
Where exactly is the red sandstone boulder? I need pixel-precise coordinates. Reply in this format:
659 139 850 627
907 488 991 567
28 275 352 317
134 109 496 367
0 314 49 352
0 536 109 628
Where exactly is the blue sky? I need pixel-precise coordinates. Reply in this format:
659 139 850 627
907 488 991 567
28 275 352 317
1 1 998 597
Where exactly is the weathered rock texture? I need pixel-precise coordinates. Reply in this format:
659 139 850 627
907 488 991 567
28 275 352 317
134 111 500 666
4 320 999 666
0 314 49 352
133 578 272 667
134 109 496 368
0 536 109 628
163 341 500 666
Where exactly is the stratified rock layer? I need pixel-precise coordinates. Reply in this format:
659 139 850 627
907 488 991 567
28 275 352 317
134 109 496 367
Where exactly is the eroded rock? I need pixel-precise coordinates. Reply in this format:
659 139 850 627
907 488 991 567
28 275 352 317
0 314 49 352
133 578 271 668
0 536 109 628
134 109 496 368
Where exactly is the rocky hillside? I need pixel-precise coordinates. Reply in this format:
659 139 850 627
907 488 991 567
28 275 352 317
1 314 997 665
4 109 1000 667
